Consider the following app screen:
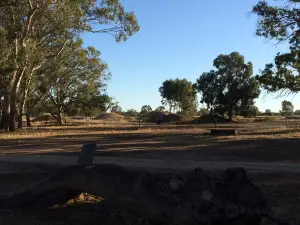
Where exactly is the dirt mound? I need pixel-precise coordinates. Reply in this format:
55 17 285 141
165 114 193 122
142 112 193 123
125 116 137 122
94 112 125 121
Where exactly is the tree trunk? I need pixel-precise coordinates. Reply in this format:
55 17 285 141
9 67 26 132
56 109 63 126
0 93 10 131
9 91 17 132
25 99 31 127
228 107 233 122
0 112 9 132
26 112 31 127
17 103 23 129
18 73 33 129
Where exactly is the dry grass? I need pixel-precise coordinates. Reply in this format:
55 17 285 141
218 128 300 141
0 123 298 142
0 120 299 162
0 126 206 140
55 193 104 208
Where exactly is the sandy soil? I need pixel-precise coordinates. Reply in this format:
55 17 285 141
0 124 300 224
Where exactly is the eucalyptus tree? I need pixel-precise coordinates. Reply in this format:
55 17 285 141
39 39 109 125
196 52 261 121
0 0 139 131
159 79 197 114
253 0 299 95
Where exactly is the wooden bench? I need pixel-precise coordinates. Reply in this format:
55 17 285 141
208 128 239 136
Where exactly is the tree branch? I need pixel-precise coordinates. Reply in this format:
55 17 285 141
32 39 68 72
27 0 33 9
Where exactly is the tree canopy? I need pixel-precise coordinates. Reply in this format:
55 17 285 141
294 109 300 115
125 109 138 118
140 105 152 114
159 78 197 115
37 39 109 124
239 105 260 117
155 106 166 112
198 108 209 116
0 0 139 131
281 100 294 116
253 0 299 95
265 109 273 116
111 104 122 113
196 52 261 121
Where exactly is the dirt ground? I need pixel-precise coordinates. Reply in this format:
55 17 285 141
0 121 300 224
0 162 300 224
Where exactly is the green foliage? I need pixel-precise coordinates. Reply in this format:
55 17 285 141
281 100 294 116
265 109 273 116
111 104 122 113
239 105 260 117
37 39 109 122
198 108 209 116
155 106 166 112
159 78 197 115
140 105 152 114
0 0 139 130
124 109 138 118
253 0 300 95
73 95 114 117
196 52 261 121
294 110 300 115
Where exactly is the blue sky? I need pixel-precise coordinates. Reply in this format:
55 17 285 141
81 0 297 112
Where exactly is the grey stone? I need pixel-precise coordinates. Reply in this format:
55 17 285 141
77 142 97 167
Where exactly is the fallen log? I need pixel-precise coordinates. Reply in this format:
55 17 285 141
209 128 239 136
0 165 283 224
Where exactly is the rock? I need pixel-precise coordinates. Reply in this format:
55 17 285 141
77 142 97 167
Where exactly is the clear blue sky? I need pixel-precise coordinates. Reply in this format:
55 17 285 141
81 0 298 112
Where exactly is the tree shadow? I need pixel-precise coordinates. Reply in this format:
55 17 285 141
1 130 300 162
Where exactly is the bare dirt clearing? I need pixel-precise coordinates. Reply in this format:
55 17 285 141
0 121 300 224
0 122 299 163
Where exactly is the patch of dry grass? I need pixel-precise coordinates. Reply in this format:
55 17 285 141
1 127 299 148
53 193 104 208
0 126 207 140
210 128 300 144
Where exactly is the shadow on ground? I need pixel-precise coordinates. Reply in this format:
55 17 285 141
1 160 300 224
0 129 300 162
